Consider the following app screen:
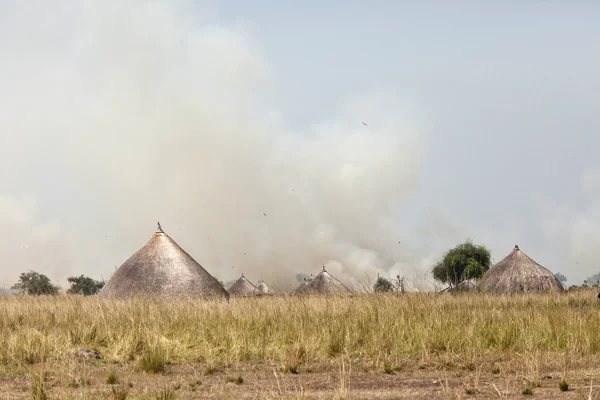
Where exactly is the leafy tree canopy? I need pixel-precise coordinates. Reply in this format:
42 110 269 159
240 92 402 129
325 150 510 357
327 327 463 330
11 270 60 295
432 240 491 287
67 275 104 295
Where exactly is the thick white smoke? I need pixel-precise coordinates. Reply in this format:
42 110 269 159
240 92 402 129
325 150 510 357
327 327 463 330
540 168 600 284
0 1 426 290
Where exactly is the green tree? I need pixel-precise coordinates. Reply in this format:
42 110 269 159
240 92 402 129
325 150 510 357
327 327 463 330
432 240 491 288
373 276 394 293
554 272 567 285
11 270 59 295
67 275 104 295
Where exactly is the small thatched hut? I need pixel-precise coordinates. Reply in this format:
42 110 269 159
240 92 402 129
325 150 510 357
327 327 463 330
438 279 477 294
292 278 309 294
99 224 229 299
477 245 564 294
292 266 352 295
226 274 258 296
255 280 271 294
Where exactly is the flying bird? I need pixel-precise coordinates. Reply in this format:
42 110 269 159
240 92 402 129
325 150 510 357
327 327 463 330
263 213 267 216
362 122 368 126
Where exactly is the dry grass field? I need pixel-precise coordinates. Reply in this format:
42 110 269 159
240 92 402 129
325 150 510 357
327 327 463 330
2 290 600 399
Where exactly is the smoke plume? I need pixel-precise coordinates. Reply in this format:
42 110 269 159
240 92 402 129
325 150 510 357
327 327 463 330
0 1 425 290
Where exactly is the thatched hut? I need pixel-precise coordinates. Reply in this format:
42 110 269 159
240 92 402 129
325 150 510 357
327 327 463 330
226 274 258 296
99 224 229 299
291 278 309 294
291 266 352 295
477 245 564 294
255 280 271 294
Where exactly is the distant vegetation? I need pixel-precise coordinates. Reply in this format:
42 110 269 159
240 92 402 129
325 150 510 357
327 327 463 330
373 276 394 292
11 270 59 295
66 275 104 295
432 240 491 288
373 275 405 293
10 271 106 296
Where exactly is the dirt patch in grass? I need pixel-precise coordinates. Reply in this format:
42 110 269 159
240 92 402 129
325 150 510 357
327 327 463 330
1 358 600 399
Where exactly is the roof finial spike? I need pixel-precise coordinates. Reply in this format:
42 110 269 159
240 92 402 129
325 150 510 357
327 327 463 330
514 244 520 251
157 221 162 230
241 273 245 278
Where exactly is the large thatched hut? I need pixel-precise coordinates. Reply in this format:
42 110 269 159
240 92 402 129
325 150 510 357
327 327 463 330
292 266 352 295
99 224 229 299
477 245 564 294
226 274 258 296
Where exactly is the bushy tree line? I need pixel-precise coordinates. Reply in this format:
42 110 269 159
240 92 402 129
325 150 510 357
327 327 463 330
10 271 104 296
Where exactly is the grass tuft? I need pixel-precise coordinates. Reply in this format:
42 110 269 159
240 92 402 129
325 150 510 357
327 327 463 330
30 370 47 400
203 365 218 375
559 380 569 392
69 376 91 388
522 386 533 395
106 370 119 385
226 375 244 385
155 385 177 400
465 387 477 395
111 385 128 400
139 343 167 374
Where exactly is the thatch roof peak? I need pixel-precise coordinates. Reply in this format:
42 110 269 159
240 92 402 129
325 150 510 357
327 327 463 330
477 245 563 294
99 226 229 299
227 274 258 296
291 267 352 295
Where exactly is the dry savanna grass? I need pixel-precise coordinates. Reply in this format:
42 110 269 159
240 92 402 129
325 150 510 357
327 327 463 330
2 290 600 398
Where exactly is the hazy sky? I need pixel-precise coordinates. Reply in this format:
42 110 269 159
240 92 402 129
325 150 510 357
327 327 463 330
0 1 598 288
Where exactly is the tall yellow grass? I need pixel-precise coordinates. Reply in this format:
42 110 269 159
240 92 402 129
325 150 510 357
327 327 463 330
0 290 598 370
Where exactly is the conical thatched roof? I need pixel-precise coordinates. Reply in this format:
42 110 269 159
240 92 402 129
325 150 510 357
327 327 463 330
99 225 229 299
226 274 258 296
292 267 352 295
291 279 309 294
477 245 564 294
255 280 270 294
